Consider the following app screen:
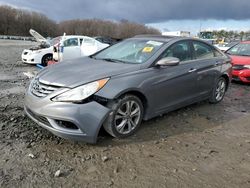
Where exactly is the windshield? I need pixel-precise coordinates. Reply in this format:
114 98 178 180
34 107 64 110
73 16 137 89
93 39 164 64
226 42 238 48
227 43 250 56
50 36 62 46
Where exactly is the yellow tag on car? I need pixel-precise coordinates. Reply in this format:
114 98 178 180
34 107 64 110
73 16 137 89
142 46 154 53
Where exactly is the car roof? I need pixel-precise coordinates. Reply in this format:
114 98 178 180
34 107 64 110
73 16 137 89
133 35 180 42
63 35 94 39
132 35 218 47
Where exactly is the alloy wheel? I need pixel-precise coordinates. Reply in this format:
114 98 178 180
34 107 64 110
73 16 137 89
114 100 141 134
215 79 226 101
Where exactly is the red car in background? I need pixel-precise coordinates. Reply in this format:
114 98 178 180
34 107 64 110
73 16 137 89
226 41 250 83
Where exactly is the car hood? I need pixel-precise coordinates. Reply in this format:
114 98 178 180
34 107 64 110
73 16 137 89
29 29 48 43
230 55 250 65
38 57 141 88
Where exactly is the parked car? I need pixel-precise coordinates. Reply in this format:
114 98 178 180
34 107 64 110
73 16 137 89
53 36 109 62
214 41 239 52
21 29 61 66
94 36 121 45
214 43 229 52
225 41 250 83
24 35 232 143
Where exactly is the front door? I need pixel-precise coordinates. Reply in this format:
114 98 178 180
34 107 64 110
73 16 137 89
149 40 199 114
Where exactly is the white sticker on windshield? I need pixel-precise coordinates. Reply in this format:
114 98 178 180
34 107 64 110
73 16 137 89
146 40 163 46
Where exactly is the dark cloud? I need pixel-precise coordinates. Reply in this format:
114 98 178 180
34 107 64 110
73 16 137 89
1 0 250 23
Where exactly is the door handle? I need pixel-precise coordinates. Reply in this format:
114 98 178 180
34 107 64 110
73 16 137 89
188 68 197 73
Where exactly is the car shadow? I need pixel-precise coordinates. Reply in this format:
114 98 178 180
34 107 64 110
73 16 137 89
95 101 228 147
231 80 250 86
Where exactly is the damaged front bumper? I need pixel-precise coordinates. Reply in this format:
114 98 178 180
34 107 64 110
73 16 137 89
24 89 111 143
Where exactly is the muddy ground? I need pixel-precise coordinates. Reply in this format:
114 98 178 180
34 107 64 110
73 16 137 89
0 39 250 188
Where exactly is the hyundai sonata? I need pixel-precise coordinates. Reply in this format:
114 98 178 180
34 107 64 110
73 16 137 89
24 35 232 143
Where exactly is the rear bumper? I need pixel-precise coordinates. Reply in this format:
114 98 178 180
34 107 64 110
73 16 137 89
232 69 250 83
24 91 111 143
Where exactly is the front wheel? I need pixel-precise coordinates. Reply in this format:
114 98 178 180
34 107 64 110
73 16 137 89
209 77 227 104
103 95 144 138
41 54 52 67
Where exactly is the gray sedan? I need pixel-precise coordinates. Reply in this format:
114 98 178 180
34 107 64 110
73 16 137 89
24 35 232 143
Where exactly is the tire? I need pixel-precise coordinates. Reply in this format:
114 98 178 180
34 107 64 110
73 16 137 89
41 54 52 67
103 95 144 138
209 77 227 104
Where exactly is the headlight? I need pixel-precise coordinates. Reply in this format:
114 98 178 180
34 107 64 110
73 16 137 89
52 78 109 102
243 65 250 69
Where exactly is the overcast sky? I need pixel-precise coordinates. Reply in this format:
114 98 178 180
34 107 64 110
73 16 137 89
1 0 250 33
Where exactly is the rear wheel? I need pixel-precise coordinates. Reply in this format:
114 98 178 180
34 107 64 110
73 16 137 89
209 77 227 103
41 54 52 67
103 95 144 138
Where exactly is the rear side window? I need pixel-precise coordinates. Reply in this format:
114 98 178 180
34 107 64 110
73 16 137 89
162 41 192 62
214 49 224 57
193 41 215 59
83 38 95 45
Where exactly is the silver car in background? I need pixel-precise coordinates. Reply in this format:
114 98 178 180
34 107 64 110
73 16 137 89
24 35 232 143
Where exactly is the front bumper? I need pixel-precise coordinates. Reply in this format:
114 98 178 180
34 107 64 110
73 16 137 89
24 90 111 143
232 69 250 83
22 50 41 64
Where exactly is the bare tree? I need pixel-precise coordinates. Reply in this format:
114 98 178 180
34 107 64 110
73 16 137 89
0 5 160 39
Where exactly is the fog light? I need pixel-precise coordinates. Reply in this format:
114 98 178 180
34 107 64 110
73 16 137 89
55 120 79 130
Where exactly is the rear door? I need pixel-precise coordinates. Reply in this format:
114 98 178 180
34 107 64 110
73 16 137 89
81 38 98 56
191 41 223 95
62 37 81 60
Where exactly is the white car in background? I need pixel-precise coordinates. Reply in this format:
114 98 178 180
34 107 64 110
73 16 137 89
53 36 109 62
214 41 239 52
214 43 230 52
21 29 61 66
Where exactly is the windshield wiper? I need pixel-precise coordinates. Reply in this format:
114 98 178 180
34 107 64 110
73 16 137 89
100 58 126 63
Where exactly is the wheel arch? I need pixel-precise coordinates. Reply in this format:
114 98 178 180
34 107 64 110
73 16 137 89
113 89 148 114
221 74 230 91
41 53 53 64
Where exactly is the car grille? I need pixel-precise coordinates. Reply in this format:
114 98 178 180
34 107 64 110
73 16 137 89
232 65 245 70
31 79 60 98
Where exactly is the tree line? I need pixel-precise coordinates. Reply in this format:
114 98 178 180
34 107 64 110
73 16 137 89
0 5 160 39
210 30 250 41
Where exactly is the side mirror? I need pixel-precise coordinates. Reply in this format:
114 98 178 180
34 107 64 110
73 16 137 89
156 57 180 67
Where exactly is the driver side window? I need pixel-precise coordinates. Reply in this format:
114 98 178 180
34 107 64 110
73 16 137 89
63 38 78 47
162 41 192 62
